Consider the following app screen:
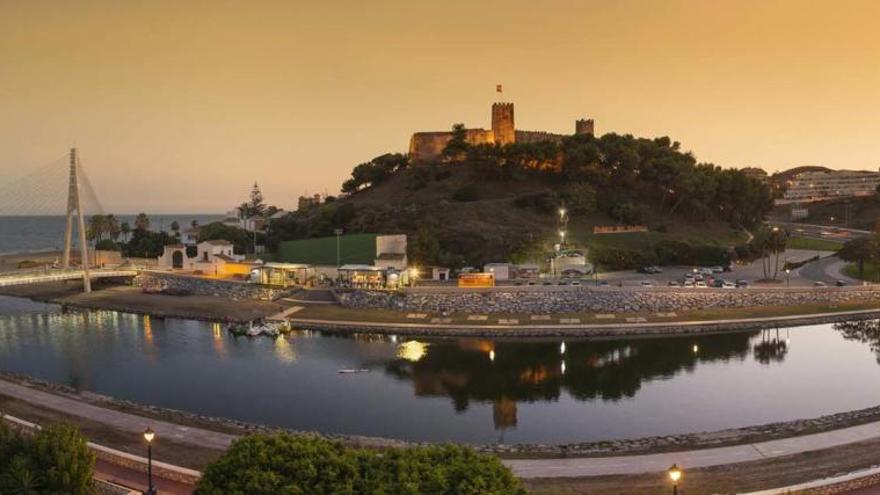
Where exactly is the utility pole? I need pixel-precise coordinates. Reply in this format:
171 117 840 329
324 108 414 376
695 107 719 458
61 148 91 292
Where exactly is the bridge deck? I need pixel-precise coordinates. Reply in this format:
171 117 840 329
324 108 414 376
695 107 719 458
0 269 137 288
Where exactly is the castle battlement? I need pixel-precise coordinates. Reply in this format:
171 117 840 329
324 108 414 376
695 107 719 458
409 101 595 163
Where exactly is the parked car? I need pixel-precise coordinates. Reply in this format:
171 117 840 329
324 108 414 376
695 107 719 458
735 279 750 288
814 281 827 287
835 279 847 287
694 274 704 282
668 280 680 287
682 280 695 288
699 267 714 276
598 280 610 286
641 280 654 287
722 281 736 289
711 279 725 288
571 280 581 286
695 281 708 288
710 266 724 274
638 266 662 274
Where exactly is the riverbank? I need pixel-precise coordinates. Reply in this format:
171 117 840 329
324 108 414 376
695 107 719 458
4 280 880 338
2 372 880 494
0 282 284 322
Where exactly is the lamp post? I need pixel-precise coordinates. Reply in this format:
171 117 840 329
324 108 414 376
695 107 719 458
668 464 682 495
334 229 343 268
143 427 156 495
785 268 791 287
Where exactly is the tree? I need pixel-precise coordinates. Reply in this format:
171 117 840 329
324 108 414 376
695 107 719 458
442 123 469 160
195 434 522 495
134 213 150 231
752 226 788 280
191 219 199 228
120 221 131 242
170 221 181 239
839 236 879 279
0 422 94 495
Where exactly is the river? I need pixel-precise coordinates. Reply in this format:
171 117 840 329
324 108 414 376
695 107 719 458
1 295 879 444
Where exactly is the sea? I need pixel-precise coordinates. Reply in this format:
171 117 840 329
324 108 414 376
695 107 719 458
0 214 224 254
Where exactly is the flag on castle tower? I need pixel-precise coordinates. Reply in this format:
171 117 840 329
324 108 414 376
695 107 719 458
496 84 502 93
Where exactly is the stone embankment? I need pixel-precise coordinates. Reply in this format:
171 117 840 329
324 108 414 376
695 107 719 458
132 271 292 301
5 370 880 460
337 287 880 315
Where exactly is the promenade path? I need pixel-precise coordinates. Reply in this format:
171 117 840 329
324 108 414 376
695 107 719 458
3 378 880 482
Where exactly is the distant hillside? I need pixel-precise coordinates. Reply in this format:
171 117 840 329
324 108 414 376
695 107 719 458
269 133 771 269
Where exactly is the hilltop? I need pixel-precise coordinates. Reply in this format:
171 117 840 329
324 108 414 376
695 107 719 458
269 133 772 269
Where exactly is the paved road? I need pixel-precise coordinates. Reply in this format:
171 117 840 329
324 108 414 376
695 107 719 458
798 255 860 285
506 419 880 477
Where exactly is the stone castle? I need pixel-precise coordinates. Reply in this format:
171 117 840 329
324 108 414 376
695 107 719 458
409 101 594 162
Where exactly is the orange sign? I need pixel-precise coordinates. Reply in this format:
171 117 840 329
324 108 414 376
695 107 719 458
458 273 495 288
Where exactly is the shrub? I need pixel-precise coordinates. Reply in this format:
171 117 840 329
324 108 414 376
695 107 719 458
196 434 523 495
451 185 480 202
0 422 94 495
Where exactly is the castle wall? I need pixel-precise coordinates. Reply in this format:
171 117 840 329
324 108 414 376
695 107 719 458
409 129 494 162
515 130 566 145
575 119 595 136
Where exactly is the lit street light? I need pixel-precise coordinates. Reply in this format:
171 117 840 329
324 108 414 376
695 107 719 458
785 268 791 287
668 464 682 495
143 427 156 495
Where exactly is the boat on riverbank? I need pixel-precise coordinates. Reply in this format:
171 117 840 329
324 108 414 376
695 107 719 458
227 321 289 338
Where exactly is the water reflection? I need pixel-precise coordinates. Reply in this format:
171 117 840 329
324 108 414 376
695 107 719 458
835 319 880 362
385 331 764 429
753 328 790 364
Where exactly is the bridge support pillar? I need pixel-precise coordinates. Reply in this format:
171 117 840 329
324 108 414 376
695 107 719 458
62 148 91 293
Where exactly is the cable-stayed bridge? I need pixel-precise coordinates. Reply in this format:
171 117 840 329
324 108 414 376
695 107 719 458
0 149 130 292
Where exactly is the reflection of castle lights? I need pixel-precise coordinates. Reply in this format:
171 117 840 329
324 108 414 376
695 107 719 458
489 350 496 362
143 315 153 344
397 340 428 362
274 336 296 364
390 334 398 343
692 344 699 354
560 341 566 355
560 360 566 375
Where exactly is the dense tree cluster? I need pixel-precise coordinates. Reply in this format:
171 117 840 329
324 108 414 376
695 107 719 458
196 434 523 495
341 153 408 193
461 133 771 228
0 422 94 494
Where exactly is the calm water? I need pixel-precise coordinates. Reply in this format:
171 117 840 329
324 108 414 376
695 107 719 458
1 295 879 444
0 215 223 254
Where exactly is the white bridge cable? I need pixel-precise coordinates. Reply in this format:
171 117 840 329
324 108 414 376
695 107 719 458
0 154 106 217
0 155 69 216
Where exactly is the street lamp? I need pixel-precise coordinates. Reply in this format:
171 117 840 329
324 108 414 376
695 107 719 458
668 464 682 495
333 228 343 268
143 427 156 495
559 230 566 246
785 268 791 287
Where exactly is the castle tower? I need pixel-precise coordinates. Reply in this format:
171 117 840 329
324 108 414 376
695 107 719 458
575 118 595 137
491 102 515 145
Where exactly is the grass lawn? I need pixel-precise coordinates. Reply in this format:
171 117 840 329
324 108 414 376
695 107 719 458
786 236 843 252
844 262 880 282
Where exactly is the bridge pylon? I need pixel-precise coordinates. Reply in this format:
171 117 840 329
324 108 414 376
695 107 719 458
61 148 92 293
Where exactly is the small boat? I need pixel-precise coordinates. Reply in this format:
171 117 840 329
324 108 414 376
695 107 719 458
337 368 370 374
246 324 263 337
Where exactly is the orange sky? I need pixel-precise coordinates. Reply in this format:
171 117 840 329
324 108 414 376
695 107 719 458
2 0 880 213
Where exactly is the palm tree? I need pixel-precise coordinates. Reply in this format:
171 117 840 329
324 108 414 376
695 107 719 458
120 221 131 242
134 213 150 231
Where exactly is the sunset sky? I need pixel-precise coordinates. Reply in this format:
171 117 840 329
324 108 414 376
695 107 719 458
2 0 880 213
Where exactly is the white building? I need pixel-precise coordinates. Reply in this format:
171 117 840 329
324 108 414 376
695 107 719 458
781 170 880 203
484 263 511 280
157 240 247 276
374 234 408 270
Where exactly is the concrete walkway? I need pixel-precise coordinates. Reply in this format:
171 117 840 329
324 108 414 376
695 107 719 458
0 379 235 451
4 378 880 480
507 419 880 477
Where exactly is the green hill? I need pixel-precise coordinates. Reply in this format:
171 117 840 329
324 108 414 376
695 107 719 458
269 133 771 269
